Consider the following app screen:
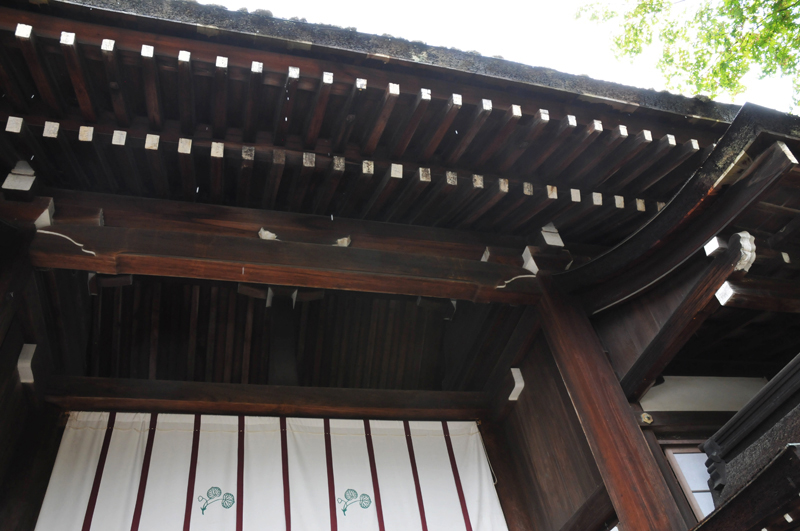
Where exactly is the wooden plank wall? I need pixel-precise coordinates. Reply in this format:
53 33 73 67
501 332 610 531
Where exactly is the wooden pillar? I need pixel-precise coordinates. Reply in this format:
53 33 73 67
538 275 685 531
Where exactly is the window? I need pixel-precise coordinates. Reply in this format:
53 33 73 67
665 447 716 519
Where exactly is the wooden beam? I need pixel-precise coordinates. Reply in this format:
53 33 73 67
331 78 367 152
45 376 490 420
419 93 462 160
572 136 798 313
715 276 800 313
475 104 522 167
177 138 196 201
242 61 263 143
100 39 128 126
303 72 333 149
496 109 549 172
269 295 298 385
273 66 300 146
618 232 756 401
15 24 60 115
42 189 529 262
177 51 195 136
288 152 316 212
209 141 225 203
361 163 403 219
383 167 431 223
140 45 163 130
445 98 492 164
262 149 285 209
537 275 686 531
212 56 229 139
28 224 539 304
59 32 96 122
236 146 255 207
362 82 399 156
312 155 346 215
390 88 431 159
556 484 616 531
143 134 169 199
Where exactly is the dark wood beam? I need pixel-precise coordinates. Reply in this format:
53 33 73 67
177 50 195 136
575 136 798 313
303 72 333 149
556 484 615 531
556 104 800 305
140 45 163 131
715 276 800 313
60 32 96 122
27 225 539 304
538 275 686 531
212 56 229 139
605 232 755 401
362 82 399 156
15 24 61 116
390 88 431 159
44 189 528 261
269 295 298 386
242 61 263 143
99 39 128 126
273 66 300 146
44 376 490 420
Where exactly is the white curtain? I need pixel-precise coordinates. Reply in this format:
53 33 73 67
36 412 508 531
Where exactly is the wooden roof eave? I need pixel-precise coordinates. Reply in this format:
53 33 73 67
556 103 800 313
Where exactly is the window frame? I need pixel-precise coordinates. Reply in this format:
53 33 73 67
664 446 713 520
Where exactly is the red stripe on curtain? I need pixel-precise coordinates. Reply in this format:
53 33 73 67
363 420 386 531
403 420 429 531
237 415 244 531
183 414 202 531
324 418 338 531
442 422 473 531
81 412 117 531
81 412 116 531
280 416 291 531
130 413 158 531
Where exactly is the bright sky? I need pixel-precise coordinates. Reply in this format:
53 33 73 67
197 0 796 114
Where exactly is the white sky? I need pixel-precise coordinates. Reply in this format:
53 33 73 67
198 0 796 113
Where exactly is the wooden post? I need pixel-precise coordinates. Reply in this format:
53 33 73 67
538 274 685 531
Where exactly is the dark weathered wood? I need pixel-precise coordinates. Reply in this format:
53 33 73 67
628 138 700 194
563 125 628 186
479 422 537 531
383 167 431 223
45 375 490 419
60 32 96 122
618 232 754 401
695 446 800 531
41 121 90 189
109 131 143 196
15 24 60 115
269 296 298 385
390 88 431 158
99 39 128 126
456 177 508 228
604 133 677 193
445 98 492 164
242 61 263 143
46 188 529 261
475 105 522 167
236 146 255 207
262 149 286 209
580 129 653 189
303 71 332 149
339 160 375 217
557 484 616 531
0 47 28 113
433 174 484 227
331 78 367 152
362 82 399 156
312 156 346 215
288 152 316 212
209 142 225 203
212 56 229 139
715 276 800 313
419 93 462 160
143 135 170 199
538 275 686 531
538 120 603 179
521 114 577 174
148 282 161 379
140 45 163 130
273 66 300 146
361 164 403 219
177 50 195 136
28 224 539 304
496 109 549 172
637 411 736 435
571 137 798 313
177 138 196 201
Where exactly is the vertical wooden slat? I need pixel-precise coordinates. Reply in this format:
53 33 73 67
273 67 300 146
362 82 400 156
224 289 237 383
312 156 346 215
242 61 263 143
331 78 367 153
209 142 225 203
445 99 492 165
262 149 285 209
241 296 255 384
60 32 96 122
205 286 218 383
390 88 431 159
237 146 255 207
15 24 61 115
419 94 462 160
100 39 128 126
303 71 333 149
187 285 200 381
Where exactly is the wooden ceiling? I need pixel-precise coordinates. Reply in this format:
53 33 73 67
3 3 800 393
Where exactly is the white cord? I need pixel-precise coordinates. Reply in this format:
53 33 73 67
38 230 97 256
496 274 537 289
